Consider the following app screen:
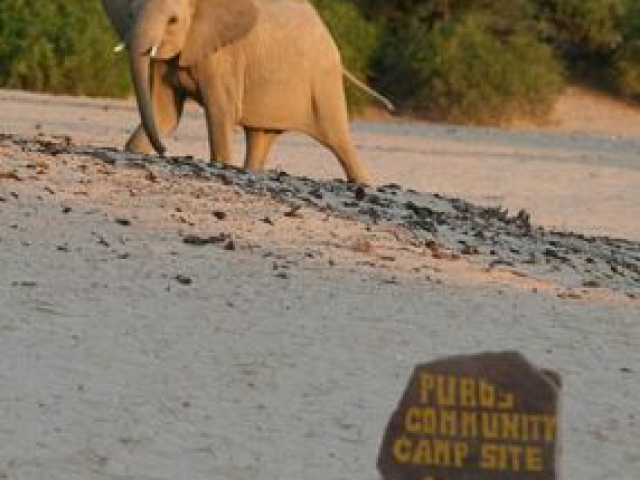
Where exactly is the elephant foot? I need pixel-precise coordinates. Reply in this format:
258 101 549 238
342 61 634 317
345 165 372 186
209 156 234 166
351 174 372 186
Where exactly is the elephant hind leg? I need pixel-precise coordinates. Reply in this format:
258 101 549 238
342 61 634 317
313 110 370 183
243 128 280 171
311 79 370 184
321 134 370 185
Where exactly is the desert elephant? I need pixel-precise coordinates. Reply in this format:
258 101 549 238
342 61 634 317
100 0 393 184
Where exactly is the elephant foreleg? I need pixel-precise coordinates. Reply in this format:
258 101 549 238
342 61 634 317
126 61 185 154
243 128 279 171
203 109 235 165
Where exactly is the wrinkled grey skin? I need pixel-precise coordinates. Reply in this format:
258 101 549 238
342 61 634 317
101 0 387 183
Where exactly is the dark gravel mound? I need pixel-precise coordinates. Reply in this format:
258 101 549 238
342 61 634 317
5 133 640 293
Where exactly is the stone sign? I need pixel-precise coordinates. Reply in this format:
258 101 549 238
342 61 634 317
378 351 561 480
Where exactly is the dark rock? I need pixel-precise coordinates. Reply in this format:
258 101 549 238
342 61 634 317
94 234 110 247
283 205 303 218
0 172 23 181
12 280 38 288
182 233 230 246
461 245 480 255
174 274 192 285
307 188 324 200
489 258 515 268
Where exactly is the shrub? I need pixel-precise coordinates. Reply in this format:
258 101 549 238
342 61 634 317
0 0 129 97
612 1 640 100
534 0 623 55
377 13 564 124
312 0 382 111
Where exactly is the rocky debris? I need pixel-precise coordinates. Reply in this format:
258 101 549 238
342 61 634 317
174 274 192 286
0 171 24 181
283 205 303 218
182 232 233 249
92 232 110 248
114 218 131 227
11 280 38 288
2 133 639 292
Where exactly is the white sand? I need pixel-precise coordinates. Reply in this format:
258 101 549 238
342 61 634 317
0 90 639 480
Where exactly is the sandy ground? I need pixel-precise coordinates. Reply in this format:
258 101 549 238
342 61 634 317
0 89 639 480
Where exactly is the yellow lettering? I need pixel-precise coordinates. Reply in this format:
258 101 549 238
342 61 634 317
479 379 495 407
433 440 452 466
506 445 523 470
422 408 437 434
460 411 478 438
498 391 514 409
480 443 499 469
542 415 557 442
420 373 436 404
500 413 520 440
440 410 457 436
480 443 543 471
405 407 422 433
453 441 469 468
481 412 499 439
437 376 456 406
393 437 413 463
459 377 477 407
412 439 433 464
525 415 543 441
525 446 544 471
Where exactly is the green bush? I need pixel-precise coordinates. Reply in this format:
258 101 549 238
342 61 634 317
534 0 623 54
612 1 640 100
313 0 382 111
377 13 564 124
0 0 129 97
1 0 637 121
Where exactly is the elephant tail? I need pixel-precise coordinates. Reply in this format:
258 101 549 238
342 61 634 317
343 70 395 113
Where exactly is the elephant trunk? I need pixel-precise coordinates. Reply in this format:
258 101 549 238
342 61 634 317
129 7 167 156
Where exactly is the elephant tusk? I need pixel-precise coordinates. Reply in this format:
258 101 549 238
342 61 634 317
113 43 126 53
150 44 159 58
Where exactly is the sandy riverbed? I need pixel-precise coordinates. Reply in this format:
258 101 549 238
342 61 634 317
0 89 638 480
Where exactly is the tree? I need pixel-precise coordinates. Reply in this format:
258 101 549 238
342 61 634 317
0 0 129 96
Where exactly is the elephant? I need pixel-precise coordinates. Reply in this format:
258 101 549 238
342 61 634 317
100 0 394 184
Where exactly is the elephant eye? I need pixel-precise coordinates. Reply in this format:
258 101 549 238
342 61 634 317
168 15 178 25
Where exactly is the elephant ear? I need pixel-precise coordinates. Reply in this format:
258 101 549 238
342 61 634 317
179 0 258 67
100 0 133 41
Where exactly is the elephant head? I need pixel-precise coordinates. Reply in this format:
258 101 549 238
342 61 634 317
101 0 258 155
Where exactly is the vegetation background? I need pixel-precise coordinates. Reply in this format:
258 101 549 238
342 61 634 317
0 0 639 124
